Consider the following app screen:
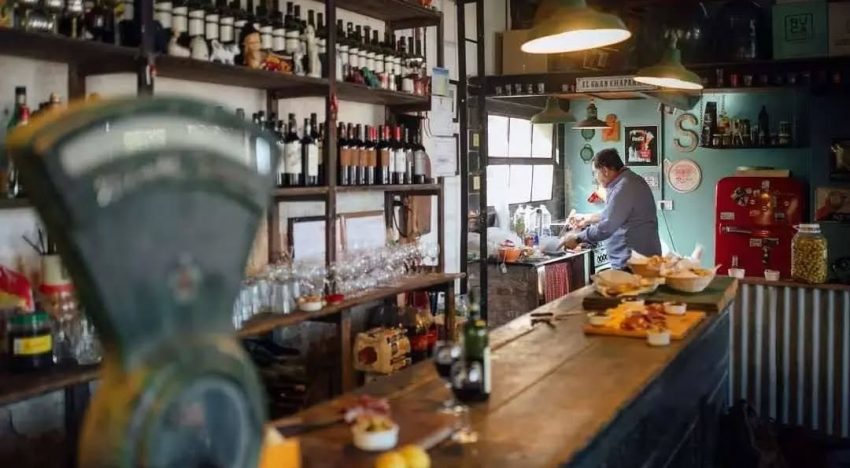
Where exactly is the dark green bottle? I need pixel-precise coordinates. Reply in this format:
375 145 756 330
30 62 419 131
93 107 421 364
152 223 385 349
458 289 490 402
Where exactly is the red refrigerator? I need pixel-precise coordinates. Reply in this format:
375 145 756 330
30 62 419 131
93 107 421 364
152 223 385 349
715 177 805 279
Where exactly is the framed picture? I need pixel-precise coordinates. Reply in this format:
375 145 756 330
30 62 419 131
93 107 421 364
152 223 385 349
287 216 343 261
815 188 850 223
624 125 659 166
829 139 850 181
340 210 387 252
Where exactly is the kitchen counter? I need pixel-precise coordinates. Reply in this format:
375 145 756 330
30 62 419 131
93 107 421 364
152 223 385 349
289 279 738 467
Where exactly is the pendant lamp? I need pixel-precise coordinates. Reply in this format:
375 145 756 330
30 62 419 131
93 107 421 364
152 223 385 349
573 100 608 130
521 0 631 54
531 97 576 124
634 32 704 91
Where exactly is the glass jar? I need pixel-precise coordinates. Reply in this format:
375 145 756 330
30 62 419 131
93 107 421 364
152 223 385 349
792 224 828 284
7 311 54 372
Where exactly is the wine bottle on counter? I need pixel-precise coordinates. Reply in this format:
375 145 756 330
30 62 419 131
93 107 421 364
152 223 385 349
283 113 302 186
392 125 406 185
377 125 392 185
413 131 429 184
363 125 376 185
456 289 490 402
338 122 350 186
403 126 414 184
302 117 318 186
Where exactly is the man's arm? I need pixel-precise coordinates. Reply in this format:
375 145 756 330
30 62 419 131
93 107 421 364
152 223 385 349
578 188 633 243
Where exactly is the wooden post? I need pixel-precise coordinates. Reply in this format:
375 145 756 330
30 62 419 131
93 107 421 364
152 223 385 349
339 309 355 392
445 285 456 341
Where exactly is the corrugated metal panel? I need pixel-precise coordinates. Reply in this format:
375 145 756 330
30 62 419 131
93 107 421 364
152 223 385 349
731 283 850 437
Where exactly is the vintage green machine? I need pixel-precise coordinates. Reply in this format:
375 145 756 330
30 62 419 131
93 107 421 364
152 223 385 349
6 97 280 467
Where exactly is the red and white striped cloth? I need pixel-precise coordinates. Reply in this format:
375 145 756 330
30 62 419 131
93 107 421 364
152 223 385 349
543 262 571 303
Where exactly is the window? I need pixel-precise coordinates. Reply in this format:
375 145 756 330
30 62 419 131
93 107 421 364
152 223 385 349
487 115 555 207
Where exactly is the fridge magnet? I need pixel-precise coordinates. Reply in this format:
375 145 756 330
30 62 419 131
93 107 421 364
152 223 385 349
673 113 699 153
601 114 620 141
625 126 658 166
666 158 702 193
815 188 850 223
641 171 661 190
829 139 850 181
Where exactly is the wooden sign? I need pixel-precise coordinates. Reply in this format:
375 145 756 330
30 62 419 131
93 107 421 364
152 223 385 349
575 76 656 93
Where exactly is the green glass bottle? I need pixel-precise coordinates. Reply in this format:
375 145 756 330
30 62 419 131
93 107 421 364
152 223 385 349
460 288 490 402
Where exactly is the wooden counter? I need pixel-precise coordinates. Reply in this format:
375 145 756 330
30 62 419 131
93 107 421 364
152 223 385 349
290 280 737 467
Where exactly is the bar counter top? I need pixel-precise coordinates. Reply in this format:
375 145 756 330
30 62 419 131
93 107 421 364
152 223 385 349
290 280 738 467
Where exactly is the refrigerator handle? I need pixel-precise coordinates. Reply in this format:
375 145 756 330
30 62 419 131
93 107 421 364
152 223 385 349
721 226 753 235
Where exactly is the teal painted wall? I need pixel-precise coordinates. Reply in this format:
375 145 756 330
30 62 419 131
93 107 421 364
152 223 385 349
564 91 850 267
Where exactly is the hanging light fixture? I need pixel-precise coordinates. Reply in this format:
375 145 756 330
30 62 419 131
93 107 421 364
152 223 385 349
531 97 576 124
521 0 631 54
634 31 704 91
573 100 609 129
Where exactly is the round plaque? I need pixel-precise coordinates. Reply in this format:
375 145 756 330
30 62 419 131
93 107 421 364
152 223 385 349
667 158 702 193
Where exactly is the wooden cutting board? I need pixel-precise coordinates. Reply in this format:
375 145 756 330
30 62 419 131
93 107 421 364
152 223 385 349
583 311 706 340
297 404 456 467
582 276 737 312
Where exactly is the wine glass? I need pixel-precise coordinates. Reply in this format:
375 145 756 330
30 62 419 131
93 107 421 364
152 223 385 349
433 340 462 413
448 359 481 444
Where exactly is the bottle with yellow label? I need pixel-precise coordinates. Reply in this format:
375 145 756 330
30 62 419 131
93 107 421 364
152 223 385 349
7 311 54 372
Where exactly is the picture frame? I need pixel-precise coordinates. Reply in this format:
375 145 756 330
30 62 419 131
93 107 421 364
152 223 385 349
339 210 387 252
287 216 343 261
829 139 850 181
815 187 850 223
624 125 659 166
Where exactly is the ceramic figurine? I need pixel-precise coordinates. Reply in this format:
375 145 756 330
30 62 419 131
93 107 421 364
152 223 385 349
306 23 320 78
168 32 191 57
209 40 235 65
190 34 209 60
241 25 291 73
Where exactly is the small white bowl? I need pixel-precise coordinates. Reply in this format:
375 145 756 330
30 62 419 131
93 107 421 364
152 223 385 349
728 268 745 279
621 298 645 310
663 302 687 316
351 424 399 451
764 269 780 281
299 300 323 312
647 329 671 347
588 313 609 327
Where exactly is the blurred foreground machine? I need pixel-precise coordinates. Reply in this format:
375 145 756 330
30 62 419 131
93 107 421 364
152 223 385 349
6 98 280 467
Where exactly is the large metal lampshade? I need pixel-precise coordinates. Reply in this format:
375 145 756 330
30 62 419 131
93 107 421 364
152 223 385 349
573 101 609 130
634 34 704 91
531 97 576 124
521 0 631 54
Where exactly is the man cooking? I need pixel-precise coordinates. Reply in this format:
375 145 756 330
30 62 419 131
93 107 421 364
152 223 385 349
559 148 661 270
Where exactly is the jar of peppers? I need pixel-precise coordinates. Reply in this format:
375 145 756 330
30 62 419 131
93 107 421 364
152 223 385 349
791 224 828 284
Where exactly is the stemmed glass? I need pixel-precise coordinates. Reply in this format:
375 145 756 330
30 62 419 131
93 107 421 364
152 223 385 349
433 340 462 412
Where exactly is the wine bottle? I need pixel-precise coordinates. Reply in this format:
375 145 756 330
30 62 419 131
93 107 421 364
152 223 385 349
256 2 272 51
302 118 318 186
62 0 86 38
316 12 326 77
275 119 287 187
218 2 236 58
271 5 284 54
396 38 407 92
295 4 306 67
364 125 376 186
457 289 490 402
336 19 348 81
233 0 247 42
377 125 391 185
403 127 414 184
347 22 359 82
363 25 374 72
118 0 138 46
338 122 350 186
392 125 406 185
204 0 220 54
413 131 429 184
402 36 416 94
414 37 426 95
353 123 365 185
316 119 325 185
4 87 29 199
283 1 297 55
283 113 302 186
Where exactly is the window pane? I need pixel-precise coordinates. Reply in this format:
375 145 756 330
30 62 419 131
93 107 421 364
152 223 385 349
531 124 554 158
508 118 532 158
508 165 532 203
532 165 554 201
486 165 510 207
488 116 509 157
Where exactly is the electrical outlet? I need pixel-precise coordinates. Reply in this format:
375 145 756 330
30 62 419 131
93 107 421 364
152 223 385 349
658 200 674 211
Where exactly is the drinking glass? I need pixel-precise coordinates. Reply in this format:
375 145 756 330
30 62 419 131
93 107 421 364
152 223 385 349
448 359 481 444
432 340 462 413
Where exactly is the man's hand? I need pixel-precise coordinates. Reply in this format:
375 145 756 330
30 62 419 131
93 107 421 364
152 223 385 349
558 232 580 250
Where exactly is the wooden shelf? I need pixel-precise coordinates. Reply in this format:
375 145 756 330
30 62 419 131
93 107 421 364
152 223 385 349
238 272 464 336
0 364 98 406
155 55 329 95
271 186 330 200
336 82 430 112
336 0 442 29
0 198 32 210
699 144 803 150
0 28 137 73
335 183 441 194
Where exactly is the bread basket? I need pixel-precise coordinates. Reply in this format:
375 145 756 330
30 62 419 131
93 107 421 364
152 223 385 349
664 273 715 293
627 261 661 278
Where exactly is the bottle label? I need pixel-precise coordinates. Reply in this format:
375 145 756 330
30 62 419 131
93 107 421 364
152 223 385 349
394 150 406 174
375 55 385 73
261 26 273 50
285 142 301 174
205 15 218 39
349 48 359 68
188 9 203 36
367 53 375 71
276 142 287 175
402 76 415 93
13 334 52 356
307 144 319 177
285 31 299 54
380 149 391 168
155 4 172 29
273 30 285 52
414 149 426 176
483 346 491 393
172 7 187 32
220 23 234 42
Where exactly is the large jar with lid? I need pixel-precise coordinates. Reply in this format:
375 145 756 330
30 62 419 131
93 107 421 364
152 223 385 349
6 311 54 372
792 224 828 284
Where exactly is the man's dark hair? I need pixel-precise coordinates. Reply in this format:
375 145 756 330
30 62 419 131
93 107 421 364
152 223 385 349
592 149 625 171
